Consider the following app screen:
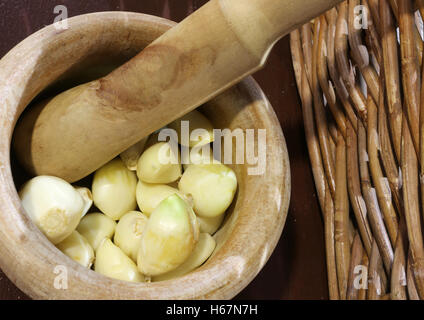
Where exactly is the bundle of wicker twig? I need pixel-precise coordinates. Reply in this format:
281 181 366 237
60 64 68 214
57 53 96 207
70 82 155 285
291 0 424 300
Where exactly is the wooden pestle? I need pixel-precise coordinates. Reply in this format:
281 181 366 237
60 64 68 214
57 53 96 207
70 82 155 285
14 0 342 182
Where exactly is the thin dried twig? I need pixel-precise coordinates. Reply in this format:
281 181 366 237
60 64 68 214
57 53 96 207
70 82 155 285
317 15 347 139
368 241 388 300
391 220 408 300
391 0 424 66
377 66 403 219
324 183 341 300
407 251 421 299
329 124 338 164
291 30 326 211
399 0 421 155
419 0 424 243
357 250 369 300
328 116 340 145
335 2 368 124
311 20 337 199
301 24 314 87
358 118 391 291
402 113 424 299
326 8 359 131
381 0 403 163
347 119 372 255
368 95 399 250
334 133 351 299
348 0 380 102
390 0 400 19
366 0 382 37
366 95 395 272
363 0 383 66
347 232 365 299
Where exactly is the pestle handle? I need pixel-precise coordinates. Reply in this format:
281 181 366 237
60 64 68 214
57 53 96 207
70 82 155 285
14 0 342 182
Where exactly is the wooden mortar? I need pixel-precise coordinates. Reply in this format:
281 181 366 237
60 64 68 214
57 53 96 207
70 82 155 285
0 12 290 299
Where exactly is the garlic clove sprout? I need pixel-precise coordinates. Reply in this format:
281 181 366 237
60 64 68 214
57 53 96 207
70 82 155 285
76 212 116 251
136 142 182 184
153 233 216 282
135 180 185 217
95 239 144 282
137 194 199 276
178 163 237 218
197 213 225 235
114 211 148 262
56 230 94 268
92 158 138 220
167 110 214 147
119 137 148 171
19 175 89 244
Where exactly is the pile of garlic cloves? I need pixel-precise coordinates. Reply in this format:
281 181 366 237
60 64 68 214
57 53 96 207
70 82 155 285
19 110 237 283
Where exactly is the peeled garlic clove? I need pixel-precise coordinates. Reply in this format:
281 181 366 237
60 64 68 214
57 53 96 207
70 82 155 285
56 231 94 268
119 137 148 171
168 110 214 147
137 194 199 276
19 176 87 244
76 213 116 251
75 187 93 218
178 163 237 218
181 147 220 170
92 158 137 220
153 233 216 282
137 142 182 184
197 214 225 235
95 239 144 282
136 180 184 217
114 211 148 261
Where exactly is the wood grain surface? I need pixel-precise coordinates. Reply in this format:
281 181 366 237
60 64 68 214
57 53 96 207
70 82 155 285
0 0 328 300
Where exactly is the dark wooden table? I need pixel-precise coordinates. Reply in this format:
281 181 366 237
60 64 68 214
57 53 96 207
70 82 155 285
0 0 328 300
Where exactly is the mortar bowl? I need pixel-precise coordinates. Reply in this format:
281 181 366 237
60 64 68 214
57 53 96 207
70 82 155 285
0 12 290 299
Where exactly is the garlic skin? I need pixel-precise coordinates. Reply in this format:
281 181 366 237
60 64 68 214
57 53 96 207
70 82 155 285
178 163 237 218
19 175 91 244
168 110 214 147
95 239 144 283
137 142 182 184
153 233 216 282
92 158 138 220
114 211 148 261
197 214 225 235
56 231 94 268
137 194 199 276
76 213 116 251
136 180 184 217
